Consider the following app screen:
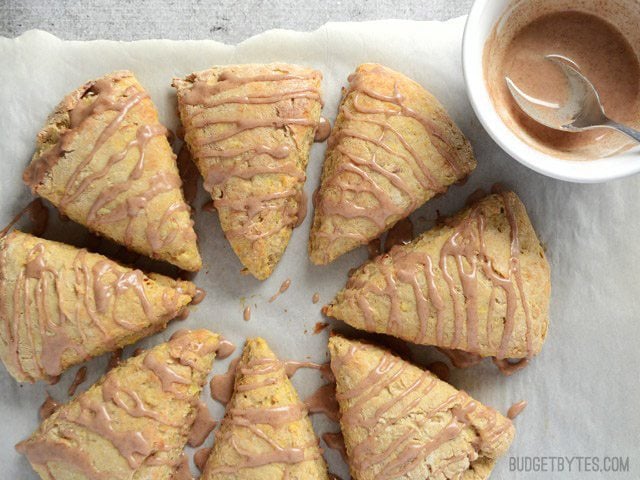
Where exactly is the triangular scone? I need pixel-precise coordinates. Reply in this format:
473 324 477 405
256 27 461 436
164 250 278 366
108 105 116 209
329 336 515 480
202 338 329 479
309 63 476 265
173 64 323 280
326 192 551 367
0 230 197 383
17 329 220 480
23 70 201 272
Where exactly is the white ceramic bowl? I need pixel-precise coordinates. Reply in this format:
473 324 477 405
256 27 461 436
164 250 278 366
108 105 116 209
462 0 640 183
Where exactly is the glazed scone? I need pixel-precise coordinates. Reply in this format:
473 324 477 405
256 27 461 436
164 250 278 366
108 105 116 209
202 338 329 479
329 336 515 480
0 230 197 383
17 329 220 480
173 64 323 280
326 191 551 374
23 70 201 271
309 63 476 265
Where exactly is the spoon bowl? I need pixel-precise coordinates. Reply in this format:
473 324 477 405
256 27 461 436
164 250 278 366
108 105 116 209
505 54 640 141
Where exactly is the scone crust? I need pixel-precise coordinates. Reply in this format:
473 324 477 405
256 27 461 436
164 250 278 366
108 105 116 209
202 338 329 479
173 64 323 280
17 329 220 480
309 63 476 265
0 230 196 383
329 336 515 480
326 191 551 360
24 70 201 271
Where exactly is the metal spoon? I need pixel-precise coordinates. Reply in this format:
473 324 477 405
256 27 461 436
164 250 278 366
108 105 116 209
505 54 640 143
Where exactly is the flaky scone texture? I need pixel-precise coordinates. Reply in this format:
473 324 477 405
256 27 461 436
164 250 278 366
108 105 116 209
173 64 323 280
0 230 195 383
202 338 329 479
17 329 220 480
24 70 201 271
329 336 515 480
326 191 550 360
309 63 476 265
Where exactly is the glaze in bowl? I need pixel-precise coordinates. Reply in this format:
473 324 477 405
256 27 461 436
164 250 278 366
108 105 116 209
463 0 640 183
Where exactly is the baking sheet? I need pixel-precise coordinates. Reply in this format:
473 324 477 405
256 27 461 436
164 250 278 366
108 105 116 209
1 18 639 479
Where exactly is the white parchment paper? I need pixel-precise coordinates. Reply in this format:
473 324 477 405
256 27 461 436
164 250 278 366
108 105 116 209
1 18 639 479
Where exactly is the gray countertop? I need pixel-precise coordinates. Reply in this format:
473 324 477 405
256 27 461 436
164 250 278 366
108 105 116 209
1 0 472 42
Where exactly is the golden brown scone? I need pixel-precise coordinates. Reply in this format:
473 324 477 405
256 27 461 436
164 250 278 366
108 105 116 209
202 338 329 479
326 191 550 373
329 336 515 480
17 329 220 480
309 63 476 265
173 64 323 280
0 230 196 383
24 70 201 272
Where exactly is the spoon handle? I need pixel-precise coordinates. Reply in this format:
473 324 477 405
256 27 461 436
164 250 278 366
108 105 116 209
604 119 640 143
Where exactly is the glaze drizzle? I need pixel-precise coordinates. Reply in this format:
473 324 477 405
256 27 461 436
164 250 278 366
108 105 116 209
176 67 322 250
23 72 195 264
0 234 189 382
312 65 469 261
340 192 537 370
17 330 219 478
333 342 513 479
206 353 323 477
